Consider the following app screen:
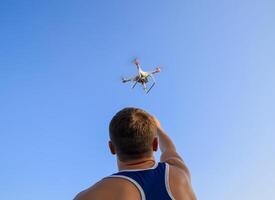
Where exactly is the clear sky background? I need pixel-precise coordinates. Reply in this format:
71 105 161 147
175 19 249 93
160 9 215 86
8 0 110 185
1 0 275 199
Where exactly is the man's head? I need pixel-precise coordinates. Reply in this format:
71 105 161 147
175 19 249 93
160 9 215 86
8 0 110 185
109 107 158 161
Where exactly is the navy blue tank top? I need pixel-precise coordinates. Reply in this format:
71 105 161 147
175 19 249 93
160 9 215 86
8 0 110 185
108 162 175 200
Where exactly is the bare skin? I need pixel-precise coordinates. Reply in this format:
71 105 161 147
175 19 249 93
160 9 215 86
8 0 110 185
74 118 196 200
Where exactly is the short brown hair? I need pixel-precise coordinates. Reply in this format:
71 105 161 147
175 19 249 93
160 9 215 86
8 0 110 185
109 107 157 161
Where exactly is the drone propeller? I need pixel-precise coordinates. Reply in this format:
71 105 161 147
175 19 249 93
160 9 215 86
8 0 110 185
120 76 128 83
155 67 161 73
132 58 140 65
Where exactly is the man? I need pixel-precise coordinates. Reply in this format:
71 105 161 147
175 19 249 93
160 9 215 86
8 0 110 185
74 107 196 200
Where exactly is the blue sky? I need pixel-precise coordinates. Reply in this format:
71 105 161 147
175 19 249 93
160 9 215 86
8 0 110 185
1 0 275 199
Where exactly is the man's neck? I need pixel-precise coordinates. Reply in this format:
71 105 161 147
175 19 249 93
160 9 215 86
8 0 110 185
117 156 156 171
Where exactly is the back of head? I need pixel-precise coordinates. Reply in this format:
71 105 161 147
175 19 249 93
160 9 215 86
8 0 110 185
109 107 157 161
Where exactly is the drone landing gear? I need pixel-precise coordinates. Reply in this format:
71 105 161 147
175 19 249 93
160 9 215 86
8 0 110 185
132 80 139 89
146 82 155 94
145 75 156 94
142 82 148 93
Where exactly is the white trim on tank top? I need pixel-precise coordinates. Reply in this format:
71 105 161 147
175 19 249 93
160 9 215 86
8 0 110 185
165 163 176 200
108 175 146 200
118 162 158 172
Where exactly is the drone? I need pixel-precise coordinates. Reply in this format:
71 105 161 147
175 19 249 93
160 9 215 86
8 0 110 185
122 59 161 94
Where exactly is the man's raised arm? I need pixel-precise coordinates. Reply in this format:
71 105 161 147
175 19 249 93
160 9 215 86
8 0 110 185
154 118 191 178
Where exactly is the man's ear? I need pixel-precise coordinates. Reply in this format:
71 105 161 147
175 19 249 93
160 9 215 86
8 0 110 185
152 137 158 152
109 141 116 155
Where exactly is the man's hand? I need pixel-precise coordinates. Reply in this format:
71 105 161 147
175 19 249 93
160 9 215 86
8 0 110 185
153 116 161 128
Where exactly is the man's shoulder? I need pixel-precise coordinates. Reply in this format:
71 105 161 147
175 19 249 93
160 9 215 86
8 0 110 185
164 157 191 180
74 177 140 200
167 163 197 200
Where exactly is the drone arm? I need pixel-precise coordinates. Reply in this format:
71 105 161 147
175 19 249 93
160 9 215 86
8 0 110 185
148 71 156 75
133 59 142 73
122 75 135 83
122 78 130 83
150 74 156 83
149 68 161 75
136 64 142 73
